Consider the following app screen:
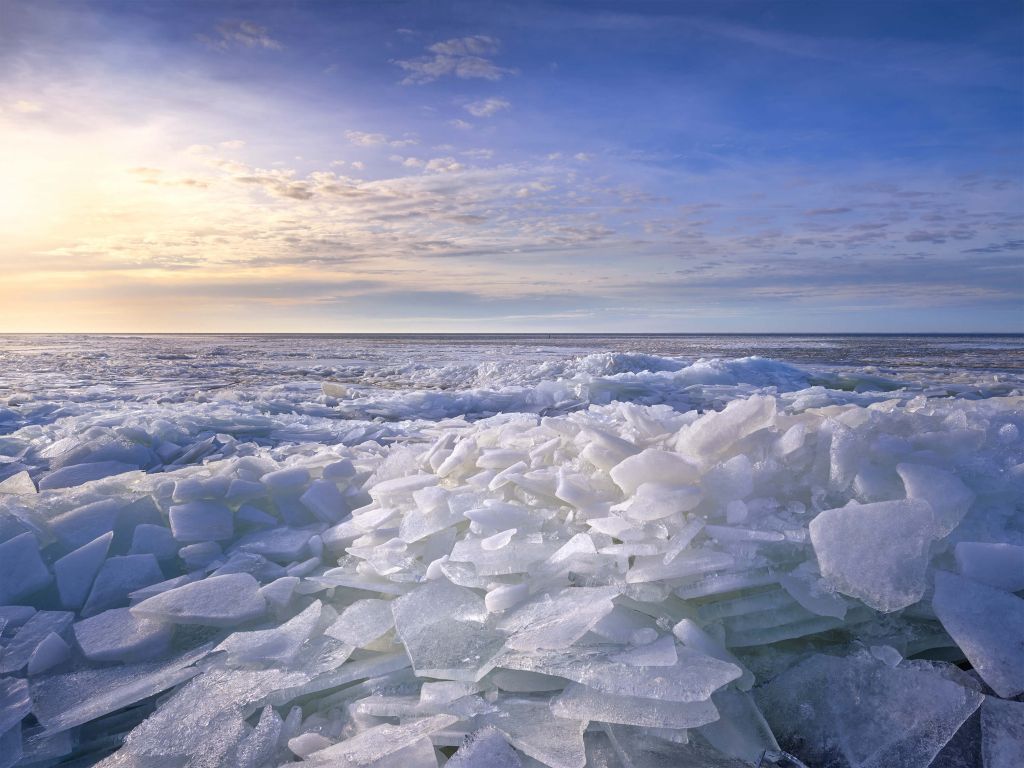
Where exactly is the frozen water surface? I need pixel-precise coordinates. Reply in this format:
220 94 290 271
0 333 1021 765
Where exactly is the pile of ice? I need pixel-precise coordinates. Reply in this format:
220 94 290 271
0 391 1022 767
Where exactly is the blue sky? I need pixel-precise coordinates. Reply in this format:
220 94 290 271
0 0 1021 332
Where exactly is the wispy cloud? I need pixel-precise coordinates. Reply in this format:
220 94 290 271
464 97 510 117
198 20 282 52
394 36 515 84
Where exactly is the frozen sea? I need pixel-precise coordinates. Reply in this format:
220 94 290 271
0 334 1022 767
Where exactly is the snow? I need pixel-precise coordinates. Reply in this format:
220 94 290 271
0 335 1020 766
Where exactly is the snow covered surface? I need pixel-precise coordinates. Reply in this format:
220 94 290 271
0 333 1022 767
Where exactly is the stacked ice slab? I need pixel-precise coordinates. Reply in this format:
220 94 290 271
0 392 1022 767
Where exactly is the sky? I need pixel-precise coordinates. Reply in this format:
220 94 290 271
0 0 1022 333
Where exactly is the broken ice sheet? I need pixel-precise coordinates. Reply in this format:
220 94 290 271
552 682 721 729
447 725 523 768
324 598 395 647
755 652 983 768
30 644 212 735
392 579 507 681
303 714 457 767
809 499 936 612
214 599 322 667
73 608 174 663
131 572 267 627
480 698 587 768
498 645 742 703
981 696 1024 768
932 570 1024 698
496 586 619 652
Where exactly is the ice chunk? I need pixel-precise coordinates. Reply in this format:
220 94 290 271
499 645 741 702
0 677 30 735
486 583 530 613
48 499 121 550
610 635 678 667
73 608 173 663
168 501 234 542
981 696 1024 768
448 726 522 768
54 531 113 610
932 570 1024 698
756 653 982 768
31 644 211 734
325 599 395 647
0 723 22 768
38 461 136 490
552 682 720 728
698 689 780 764
496 587 619 652
300 479 349 523
82 554 164 617
392 580 506 681
809 498 935 612
621 483 702 521
215 600 322 666
303 714 457 767
26 632 71 675
0 611 73 673
954 542 1024 592
0 533 51 604
897 462 974 535
609 449 699 495
677 394 776 461
129 524 178 560
0 470 35 495
233 705 282 768
131 573 267 627
480 698 587 768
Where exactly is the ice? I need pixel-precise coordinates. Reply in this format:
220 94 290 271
325 598 395 647
551 682 720 728
215 599 322 666
896 462 974 535
756 652 983 768
0 677 30 736
53 531 112 610
303 714 457 766
38 461 137 490
30 645 211 734
448 725 523 768
131 572 267 627
26 630 71 675
392 580 506 681
233 704 282 768
809 498 936 612
953 541 1024 592
129 524 179 560
932 570 1024 698
981 696 1024 768
0 470 35 495
168 500 234 542
73 608 173 663
497 586 619 651
609 449 699 495
0 611 73 673
499 645 742 702
0 532 51 604
1 335 1021 765
48 499 122 550
82 554 165 616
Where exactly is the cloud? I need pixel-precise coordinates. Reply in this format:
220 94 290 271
199 20 283 51
394 36 515 84
449 119 473 130
465 97 510 117
806 207 852 216
219 139 246 150
425 157 464 173
345 130 418 148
